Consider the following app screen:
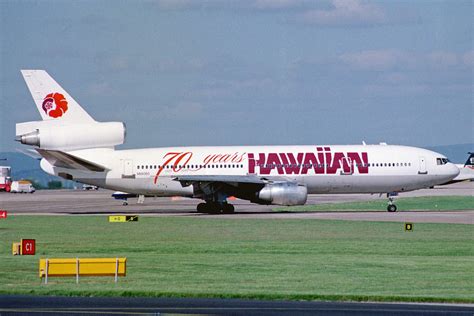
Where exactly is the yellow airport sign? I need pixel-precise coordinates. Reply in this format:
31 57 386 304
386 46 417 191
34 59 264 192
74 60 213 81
405 223 414 231
12 242 21 255
108 215 138 222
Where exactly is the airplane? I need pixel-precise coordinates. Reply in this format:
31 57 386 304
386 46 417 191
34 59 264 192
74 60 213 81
441 152 474 185
15 70 460 213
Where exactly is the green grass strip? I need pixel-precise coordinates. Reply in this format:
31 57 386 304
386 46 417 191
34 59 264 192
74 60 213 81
277 196 474 212
1 216 473 303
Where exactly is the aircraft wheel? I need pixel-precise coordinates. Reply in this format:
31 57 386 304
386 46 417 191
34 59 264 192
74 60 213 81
122 201 128 206
387 204 397 212
197 203 207 213
207 202 222 214
222 203 235 214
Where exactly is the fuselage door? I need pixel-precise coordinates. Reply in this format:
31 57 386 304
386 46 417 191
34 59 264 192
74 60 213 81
418 156 427 175
122 159 135 179
339 157 353 175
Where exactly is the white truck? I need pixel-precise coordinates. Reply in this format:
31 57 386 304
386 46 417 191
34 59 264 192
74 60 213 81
0 166 12 192
10 180 35 193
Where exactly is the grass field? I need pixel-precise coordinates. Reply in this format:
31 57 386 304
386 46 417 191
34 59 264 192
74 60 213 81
0 215 472 303
279 196 474 212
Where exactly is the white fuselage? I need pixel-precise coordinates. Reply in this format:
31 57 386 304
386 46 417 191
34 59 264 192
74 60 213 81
40 144 460 197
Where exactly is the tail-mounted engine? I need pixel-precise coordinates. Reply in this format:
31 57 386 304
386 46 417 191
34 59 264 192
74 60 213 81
16 120 126 151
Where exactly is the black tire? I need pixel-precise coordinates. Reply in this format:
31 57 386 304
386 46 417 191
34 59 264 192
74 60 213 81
197 203 207 213
387 204 397 212
222 203 235 214
207 202 222 214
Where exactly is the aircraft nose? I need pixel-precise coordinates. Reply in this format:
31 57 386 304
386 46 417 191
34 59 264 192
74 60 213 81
448 163 460 178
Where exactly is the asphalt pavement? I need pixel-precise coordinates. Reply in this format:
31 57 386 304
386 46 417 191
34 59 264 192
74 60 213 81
1 295 473 315
1 181 472 223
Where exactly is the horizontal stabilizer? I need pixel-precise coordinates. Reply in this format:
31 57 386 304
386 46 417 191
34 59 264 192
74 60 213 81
15 148 42 160
36 149 108 172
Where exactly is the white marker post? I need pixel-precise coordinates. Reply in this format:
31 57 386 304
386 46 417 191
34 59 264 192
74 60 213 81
76 258 80 284
115 258 118 283
45 259 49 284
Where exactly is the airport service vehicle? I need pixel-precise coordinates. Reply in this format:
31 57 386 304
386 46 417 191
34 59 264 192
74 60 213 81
112 191 138 206
82 184 99 190
0 166 12 192
15 70 460 213
10 180 35 193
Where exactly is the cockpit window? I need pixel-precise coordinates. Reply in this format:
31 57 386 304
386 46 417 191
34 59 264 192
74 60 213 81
436 158 450 165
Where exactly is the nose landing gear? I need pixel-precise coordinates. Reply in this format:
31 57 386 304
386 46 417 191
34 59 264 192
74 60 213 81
387 193 398 212
387 203 397 212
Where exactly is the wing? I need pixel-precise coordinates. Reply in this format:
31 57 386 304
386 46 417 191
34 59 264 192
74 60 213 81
173 174 295 202
36 149 108 172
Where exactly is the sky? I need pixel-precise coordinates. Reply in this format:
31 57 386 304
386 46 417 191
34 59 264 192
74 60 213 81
0 0 473 152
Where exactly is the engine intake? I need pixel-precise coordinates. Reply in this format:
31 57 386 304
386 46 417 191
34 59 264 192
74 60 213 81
257 182 307 206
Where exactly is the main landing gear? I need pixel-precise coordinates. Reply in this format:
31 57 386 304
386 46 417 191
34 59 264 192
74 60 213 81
387 193 398 212
196 202 235 214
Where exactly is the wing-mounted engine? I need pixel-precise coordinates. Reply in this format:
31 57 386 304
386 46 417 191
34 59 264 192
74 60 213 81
15 120 126 151
256 182 307 206
175 175 308 207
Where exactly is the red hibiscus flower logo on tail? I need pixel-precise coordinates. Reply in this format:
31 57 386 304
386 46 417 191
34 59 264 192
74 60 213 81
42 93 68 118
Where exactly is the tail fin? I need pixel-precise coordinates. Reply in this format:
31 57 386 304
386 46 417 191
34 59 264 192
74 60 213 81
21 70 94 122
464 152 474 167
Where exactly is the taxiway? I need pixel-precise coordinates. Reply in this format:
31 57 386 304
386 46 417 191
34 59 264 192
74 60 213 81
1 182 472 224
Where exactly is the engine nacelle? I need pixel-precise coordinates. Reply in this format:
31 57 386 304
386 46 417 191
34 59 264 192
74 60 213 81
257 182 307 206
16 121 125 151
